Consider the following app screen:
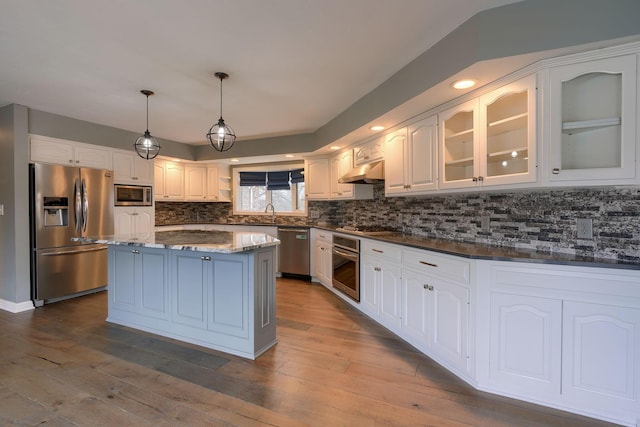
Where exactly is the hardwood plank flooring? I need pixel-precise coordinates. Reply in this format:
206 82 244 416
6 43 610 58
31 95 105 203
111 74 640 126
0 277 618 426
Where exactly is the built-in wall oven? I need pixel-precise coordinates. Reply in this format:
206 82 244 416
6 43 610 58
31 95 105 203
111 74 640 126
332 234 360 302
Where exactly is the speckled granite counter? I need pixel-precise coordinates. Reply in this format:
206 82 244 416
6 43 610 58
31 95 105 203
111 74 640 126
74 230 280 254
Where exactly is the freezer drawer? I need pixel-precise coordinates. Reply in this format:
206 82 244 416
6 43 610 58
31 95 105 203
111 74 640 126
34 244 108 301
278 228 310 276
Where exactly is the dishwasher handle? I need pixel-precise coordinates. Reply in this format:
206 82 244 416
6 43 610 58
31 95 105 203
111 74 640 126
278 228 309 233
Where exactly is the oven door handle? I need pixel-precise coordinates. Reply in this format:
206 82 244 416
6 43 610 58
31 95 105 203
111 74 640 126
332 248 359 262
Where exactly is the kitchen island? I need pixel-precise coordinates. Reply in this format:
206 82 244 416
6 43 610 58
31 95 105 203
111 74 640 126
76 230 279 359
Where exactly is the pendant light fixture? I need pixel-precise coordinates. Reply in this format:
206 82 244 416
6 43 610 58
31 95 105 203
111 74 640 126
134 89 161 160
206 72 236 152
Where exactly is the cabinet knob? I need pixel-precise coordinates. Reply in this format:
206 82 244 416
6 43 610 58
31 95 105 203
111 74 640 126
478 176 484 182
374 267 381 272
132 249 140 254
472 177 478 182
68 160 73 164
201 256 211 261
133 177 138 180
423 284 434 291
552 168 560 174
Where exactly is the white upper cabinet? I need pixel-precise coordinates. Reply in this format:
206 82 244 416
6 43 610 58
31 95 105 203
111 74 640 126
185 165 208 201
30 135 112 170
385 115 438 196
439 75 537 190
305 158 330 200
154 160 184 200
545 54 637 184
330 150 354 199
354 136 384 166
112 151 154 184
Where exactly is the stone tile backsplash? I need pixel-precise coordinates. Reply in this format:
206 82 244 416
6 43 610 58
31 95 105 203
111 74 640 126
156 184 640 262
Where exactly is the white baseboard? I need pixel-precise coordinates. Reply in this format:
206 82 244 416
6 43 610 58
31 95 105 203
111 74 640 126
0 298 34 313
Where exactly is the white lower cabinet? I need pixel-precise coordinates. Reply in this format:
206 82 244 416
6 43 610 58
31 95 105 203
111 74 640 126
489 292 562 396
401 266 470 374
114 206 154 237
311 229 333 287
477 261 640 426
361 253 402 332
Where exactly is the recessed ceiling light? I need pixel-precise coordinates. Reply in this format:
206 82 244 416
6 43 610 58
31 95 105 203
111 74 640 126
370 125 385 131
285 154 294 158
330 146 341 150
451 79 477 90
230 158 239 162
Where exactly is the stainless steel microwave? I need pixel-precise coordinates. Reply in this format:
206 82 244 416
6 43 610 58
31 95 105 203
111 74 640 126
114 184 152 206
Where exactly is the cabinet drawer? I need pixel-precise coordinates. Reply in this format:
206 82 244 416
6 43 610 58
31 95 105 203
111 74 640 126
316 230 332 243
402 248 470 284
361 239 402 263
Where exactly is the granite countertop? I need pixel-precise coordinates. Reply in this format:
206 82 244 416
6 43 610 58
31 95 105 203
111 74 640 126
322 226 640 270
73 230 280 254
151 223 639 269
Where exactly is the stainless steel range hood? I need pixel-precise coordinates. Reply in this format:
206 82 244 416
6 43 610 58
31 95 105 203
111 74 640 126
338 160 384 184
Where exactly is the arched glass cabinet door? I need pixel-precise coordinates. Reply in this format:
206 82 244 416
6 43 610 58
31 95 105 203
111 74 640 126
547 54 637 183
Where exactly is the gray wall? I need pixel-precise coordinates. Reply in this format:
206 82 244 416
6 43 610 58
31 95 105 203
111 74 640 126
0 104 30 303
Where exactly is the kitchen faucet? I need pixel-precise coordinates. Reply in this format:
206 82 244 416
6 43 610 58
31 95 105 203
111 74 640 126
265 203 276 223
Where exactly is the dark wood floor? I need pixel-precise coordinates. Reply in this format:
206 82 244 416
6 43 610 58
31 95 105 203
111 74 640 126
0 278 618 426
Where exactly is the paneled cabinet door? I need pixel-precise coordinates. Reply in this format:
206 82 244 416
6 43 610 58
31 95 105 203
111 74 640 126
314 241 332 287
305 158 330 200
562 301 640 417
546 54 637 183
385 115 438 196
113 152 153 184
114 207 153 237
30 136 74 165
489 292 562 396
74 145 113 170
155 161 185 200
109 246 168 319
330 151 354 199
185 166 207 201
172 251 209 328
401 268 431 352
378 260 402 332
429 277 470 373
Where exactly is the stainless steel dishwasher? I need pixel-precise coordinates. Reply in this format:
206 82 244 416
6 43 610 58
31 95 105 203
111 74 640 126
278 227 310 277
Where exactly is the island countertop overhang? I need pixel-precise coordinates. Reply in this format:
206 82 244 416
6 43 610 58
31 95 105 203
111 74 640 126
74 230 280 254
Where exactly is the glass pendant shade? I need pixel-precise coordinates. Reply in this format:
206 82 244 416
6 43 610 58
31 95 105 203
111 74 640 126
207 117 236 152
134 90 161 160
134 130 161 160
207 72 236 152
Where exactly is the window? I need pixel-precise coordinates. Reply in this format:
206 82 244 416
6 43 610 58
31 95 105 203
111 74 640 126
233 163 306 216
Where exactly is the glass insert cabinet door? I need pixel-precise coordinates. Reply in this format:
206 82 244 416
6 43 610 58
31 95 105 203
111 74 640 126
547 54 637 182
440 99 478 189
484 86 530 179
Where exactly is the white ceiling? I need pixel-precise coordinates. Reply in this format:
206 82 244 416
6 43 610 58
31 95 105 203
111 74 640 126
0 0 523 147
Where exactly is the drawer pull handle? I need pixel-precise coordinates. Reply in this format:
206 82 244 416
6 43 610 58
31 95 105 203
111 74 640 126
552 168 560 174
419 261 438 268
425 284 434 291
201 256 211 261
372 249 384 253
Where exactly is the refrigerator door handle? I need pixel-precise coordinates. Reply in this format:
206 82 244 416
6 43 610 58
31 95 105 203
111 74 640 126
41 245 108 256
81 178 88 233
74 178 82 233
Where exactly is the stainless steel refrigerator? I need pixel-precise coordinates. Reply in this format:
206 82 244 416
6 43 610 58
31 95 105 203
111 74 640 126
29 163 114 305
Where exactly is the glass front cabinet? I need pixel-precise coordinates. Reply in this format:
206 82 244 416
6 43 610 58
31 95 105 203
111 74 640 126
545 54 637 184
439 75 537 190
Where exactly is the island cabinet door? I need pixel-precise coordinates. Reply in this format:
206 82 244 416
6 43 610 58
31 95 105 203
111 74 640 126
172 251 210 328
208 255 250 339
109 246 168 319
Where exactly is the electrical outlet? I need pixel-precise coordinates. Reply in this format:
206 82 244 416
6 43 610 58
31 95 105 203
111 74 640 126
577 218 593 239
480 215 490 231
